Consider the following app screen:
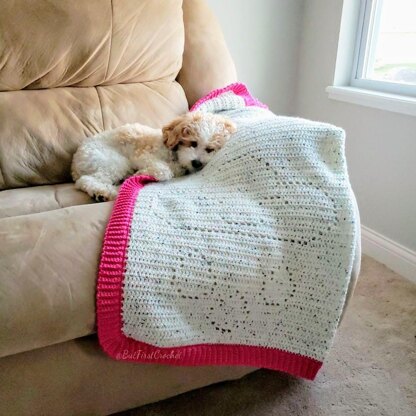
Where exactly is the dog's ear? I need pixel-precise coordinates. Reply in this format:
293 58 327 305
223 119 237 135
210 118 236 148
162 117 182 149
181 126 192 137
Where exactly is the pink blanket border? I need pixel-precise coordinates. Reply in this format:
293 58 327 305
96 85 322 380
190 82 268 112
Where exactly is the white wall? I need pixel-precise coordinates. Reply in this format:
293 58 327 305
207 0 415 273
294 0 416 253
207 0 304 115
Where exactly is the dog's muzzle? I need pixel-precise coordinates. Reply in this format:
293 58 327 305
191 160 203 170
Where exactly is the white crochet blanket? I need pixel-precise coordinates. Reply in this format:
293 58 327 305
97 84 358 380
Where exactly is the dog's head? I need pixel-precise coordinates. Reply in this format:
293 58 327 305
162 112 236 173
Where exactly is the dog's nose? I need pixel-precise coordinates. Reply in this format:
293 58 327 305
191 160 203 170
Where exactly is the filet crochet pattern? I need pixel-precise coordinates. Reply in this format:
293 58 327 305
97 83 358 380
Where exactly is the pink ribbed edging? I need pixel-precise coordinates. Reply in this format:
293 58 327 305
97 175 322 380
190 82 268 112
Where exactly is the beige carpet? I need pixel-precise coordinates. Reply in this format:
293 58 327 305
117 256 416 416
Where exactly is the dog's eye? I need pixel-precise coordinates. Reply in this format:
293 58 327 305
190 141 198 148
206 147 214 153
171 144 179 152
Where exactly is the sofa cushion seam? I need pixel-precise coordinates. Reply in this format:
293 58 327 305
104 0 114 81
95 87 106 131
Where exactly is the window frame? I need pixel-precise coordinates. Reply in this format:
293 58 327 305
351 0 416 98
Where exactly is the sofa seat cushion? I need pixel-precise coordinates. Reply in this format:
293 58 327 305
0 184 95 219
0 189 112 358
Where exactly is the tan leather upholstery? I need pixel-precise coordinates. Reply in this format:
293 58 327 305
0 335 254 416
178 0 237 106
0 183 93 219
0 0 184 90
0 198 112 358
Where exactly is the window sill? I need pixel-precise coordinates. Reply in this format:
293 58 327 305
326 86 416 117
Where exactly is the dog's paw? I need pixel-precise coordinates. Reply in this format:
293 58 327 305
92 191 118 202
93 193 108 203
136 166 174 182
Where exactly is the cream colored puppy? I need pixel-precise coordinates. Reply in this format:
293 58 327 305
71 112 236 201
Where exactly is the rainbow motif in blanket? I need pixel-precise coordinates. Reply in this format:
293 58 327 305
97 83 358 380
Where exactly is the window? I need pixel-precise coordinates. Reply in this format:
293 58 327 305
352 0 416 97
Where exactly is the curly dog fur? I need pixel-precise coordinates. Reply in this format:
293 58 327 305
71 112 236 201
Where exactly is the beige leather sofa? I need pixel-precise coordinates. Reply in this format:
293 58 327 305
0 1 361 415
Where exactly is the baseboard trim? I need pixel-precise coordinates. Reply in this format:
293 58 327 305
361 225 416 283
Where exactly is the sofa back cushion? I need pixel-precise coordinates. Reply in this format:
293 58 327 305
0 0 188 189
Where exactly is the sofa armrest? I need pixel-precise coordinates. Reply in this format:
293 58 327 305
178 0 237 107
0 202 113 358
